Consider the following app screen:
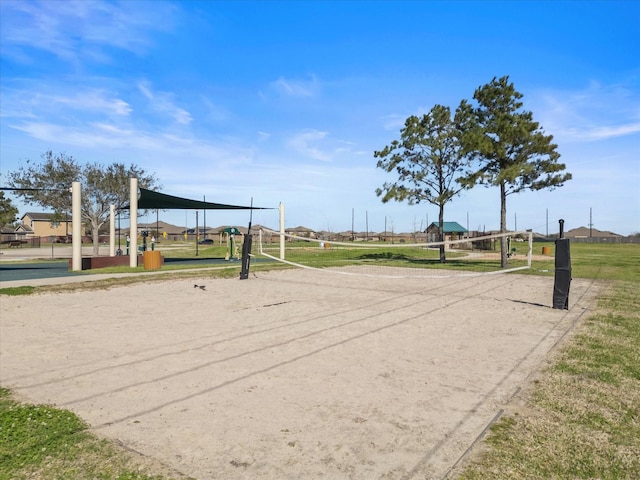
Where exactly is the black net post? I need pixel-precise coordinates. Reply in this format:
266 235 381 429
240 234 253 280
240 199 254 280
553 219 571 309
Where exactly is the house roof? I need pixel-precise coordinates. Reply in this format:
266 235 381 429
22 212 66 222
15 224 34 233
135 221 186 234
427 221 468 233
565 226 622 238
287 226 314 232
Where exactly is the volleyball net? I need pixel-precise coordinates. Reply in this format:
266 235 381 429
256 228 533 278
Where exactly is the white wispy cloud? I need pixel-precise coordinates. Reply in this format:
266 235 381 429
562 122 640 141
269 75 321 97
2 80 197 156
380 113 407 132
172 108 193 126
201 97 232 124
54 91 133 116
0 0 179 63
9 119 256 173
286 129 358 163
287 130 332 161
0 84 132 120
10 121 152 150
138 83 154 100
533 80 640 142
137 82 193 125
258 131 271 141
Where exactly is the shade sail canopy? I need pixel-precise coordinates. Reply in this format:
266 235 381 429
127 188 271 210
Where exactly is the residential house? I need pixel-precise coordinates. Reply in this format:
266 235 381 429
135 221 187 241
286 226 316 238
19 212 73 240
565 226 622 239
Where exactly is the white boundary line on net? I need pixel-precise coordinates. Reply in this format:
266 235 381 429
257 229 533 279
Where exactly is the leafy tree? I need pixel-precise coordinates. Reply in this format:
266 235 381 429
374 104 471 263
0 191 20 226
458 76 572 267
7 151 159 255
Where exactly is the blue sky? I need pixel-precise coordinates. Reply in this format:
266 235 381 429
1 0 638 235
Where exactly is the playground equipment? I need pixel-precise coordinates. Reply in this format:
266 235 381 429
224 227 242 261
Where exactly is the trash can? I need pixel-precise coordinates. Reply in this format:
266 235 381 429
542 246 551 255
143 250 162 270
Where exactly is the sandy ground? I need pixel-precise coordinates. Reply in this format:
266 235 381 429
0 269 598 479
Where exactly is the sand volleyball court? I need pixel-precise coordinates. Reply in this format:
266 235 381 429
0 269 598 479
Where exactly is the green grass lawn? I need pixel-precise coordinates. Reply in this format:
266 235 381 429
1 241 639 479
0 388 191 480
457 242 640 479
530 242 640 282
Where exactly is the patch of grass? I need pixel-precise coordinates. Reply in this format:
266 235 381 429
0 388 188 480
0 286 35 296
269 240 639 277
163 244 229 258
457 280 640 479
277 242 533 273
531 242 640 281
0 387 87 475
